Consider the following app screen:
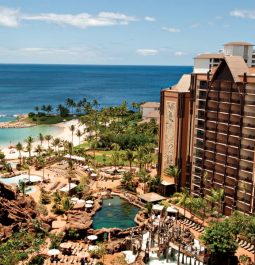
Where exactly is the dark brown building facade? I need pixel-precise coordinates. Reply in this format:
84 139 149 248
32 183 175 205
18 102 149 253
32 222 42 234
159 56 255 215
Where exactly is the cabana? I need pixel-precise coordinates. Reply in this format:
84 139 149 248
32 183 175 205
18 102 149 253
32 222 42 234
158 180 175 196
59 183 77 194
63 155 86 163
138 192 165 204
152 204 164 212
166 206 179 218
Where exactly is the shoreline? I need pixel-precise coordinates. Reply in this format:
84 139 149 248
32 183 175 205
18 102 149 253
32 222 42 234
0 119 86 160
0 114 36 129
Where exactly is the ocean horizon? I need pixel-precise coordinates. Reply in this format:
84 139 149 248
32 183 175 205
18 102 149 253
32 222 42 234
0 64 192 116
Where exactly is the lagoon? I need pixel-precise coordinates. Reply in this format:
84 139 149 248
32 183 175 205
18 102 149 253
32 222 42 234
0 124 63 148
93 195 139 230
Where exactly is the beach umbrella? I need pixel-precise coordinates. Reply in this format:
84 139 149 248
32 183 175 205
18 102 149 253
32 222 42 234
87 235 98 241
71 197 79 202
77 251 90 258
60 242 71 249
48 249 60 256
91 173 97 177
77 199 86 204
85 203 93 208
85 200 94 204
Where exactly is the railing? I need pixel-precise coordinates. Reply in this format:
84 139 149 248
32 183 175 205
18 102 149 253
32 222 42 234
240 155 254 162
239 165 253 172
241 144 254 150
243 134 255 140
243 123 255 128
244 111 255 117
245 100 255 105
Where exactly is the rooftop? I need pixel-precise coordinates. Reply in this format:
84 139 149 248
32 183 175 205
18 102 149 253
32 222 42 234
140 102 160 108
224 41 253 46
138 192 165 203
194 53 224 59
171 74 191 92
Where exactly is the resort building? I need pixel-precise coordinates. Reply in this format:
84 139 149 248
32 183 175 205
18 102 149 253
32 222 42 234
158 41 255 215
140 102 160 119
158 74 191 188
191 56 255 215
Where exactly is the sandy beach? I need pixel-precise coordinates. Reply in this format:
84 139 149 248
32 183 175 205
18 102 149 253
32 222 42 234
1 119 86 160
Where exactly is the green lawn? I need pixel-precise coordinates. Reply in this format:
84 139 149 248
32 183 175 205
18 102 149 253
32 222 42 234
27 115 75 124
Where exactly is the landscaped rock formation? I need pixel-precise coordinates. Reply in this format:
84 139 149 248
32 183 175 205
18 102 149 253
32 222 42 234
0 182 47 241
65 210 93 230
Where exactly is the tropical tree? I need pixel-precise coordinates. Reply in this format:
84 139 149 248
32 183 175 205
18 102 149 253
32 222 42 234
164 165 181 192
38 133 44 145
25 136 34 158
110 151 121 170
52 138 61 154
69 124 75 146
16 142 23 165
44 134 52 150
45 104 53 115
65 98 76 114
122 149 136 171
76 129 83 145
18 180 26 195
138 169 151 183
200 220 238 265
37 156 46 181
34 106 39 114
206 188 224 220
34 144 43 156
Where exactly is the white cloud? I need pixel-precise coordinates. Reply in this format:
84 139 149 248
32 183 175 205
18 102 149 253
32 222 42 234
162 26 180 33
22 12 137 28
0 6 137 28
0 7 20 27
230 9 255 19
136 49 159 56
175 51 186 56
144 16 156 22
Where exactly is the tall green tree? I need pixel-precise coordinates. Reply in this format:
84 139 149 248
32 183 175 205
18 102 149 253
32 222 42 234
164 165 181 192
16 142 23 165
69 124 75 146
44 134 52 150
122 149 136 171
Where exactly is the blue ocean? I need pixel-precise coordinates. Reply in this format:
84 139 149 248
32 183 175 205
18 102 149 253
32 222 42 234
0 64 192 116
0 64 192 147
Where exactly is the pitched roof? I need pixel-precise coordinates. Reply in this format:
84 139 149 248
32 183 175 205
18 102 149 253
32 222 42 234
138 192 165 203
224 41 253 46
171 74 191 92
224 56 249 82
194 53 224 59
141 102 160 108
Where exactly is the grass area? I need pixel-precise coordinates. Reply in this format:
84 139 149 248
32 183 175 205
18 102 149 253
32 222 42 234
27 115 75 125
74 142 90 150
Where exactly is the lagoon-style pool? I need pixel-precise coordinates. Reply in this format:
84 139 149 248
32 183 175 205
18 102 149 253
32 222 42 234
93 195 139 230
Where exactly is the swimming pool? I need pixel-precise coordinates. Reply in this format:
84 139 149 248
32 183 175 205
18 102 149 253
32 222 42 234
0 174 42 185
93 195 139 230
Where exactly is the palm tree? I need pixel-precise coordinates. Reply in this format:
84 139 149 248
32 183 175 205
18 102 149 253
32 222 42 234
69 124 75 146
164 165 181 192
34 106 39 114
18 180 26 195
45 135 52 149
206 188 224 220
76 129 83 145
16 142 23 165
38 133 44 145
110 151 121 170
25 136 34 158
37 156 46 181
122 149 136 171
34 144 43 156
52 138 61 154
65 98 76 114
45 104 53 115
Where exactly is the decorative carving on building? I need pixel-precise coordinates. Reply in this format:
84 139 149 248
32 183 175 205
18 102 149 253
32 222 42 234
163 101 176 170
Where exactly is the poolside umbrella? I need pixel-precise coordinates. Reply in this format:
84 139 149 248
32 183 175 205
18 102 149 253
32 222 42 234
77 251 90 258
85 200 94 204
48 249 60 256
85 203 93 208
91 173 97 177
71 197 79 203
87 235 98 241
77 199 86 204
60 242 71 249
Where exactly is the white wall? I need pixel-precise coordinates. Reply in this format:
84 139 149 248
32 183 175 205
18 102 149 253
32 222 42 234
193 58 210 73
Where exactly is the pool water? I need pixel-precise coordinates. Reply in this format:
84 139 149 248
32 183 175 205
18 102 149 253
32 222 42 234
93 195 139 230
0 174 41 185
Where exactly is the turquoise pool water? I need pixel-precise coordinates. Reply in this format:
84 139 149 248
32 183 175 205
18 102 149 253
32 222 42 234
93 195 139 230
0 174 41 185
0 124 63 147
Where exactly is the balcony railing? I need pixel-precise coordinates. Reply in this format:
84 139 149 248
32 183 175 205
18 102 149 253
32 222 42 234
243 134 255 140
240 155 254 162
240 165 253 172
241 144 254 151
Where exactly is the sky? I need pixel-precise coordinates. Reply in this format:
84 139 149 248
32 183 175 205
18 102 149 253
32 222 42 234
0 0 254 65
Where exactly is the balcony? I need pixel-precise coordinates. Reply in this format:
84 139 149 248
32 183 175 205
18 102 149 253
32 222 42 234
244 111 255 117
240 155 254 162
241 144 255 151
243 122 255 129
239 165 253 172
243 134 255 140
